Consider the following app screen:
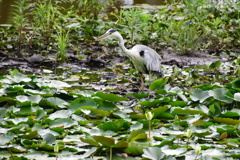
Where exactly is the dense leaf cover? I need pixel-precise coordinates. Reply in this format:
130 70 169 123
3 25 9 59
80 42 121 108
0 68 240 160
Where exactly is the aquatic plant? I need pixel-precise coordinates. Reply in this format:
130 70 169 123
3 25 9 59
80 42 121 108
163 19 208 54
11 0 31 53
56 27 69 62
1 63 240 159
114 8 152 44
68 0 111 19
1 0 239 61
32 0 59 40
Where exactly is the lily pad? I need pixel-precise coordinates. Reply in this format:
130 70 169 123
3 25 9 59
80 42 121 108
190 89 210 103
95 92 128 102
142 147 165 160
209 88 233 103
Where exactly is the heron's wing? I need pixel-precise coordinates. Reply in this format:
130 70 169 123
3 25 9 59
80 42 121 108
134 45 162 73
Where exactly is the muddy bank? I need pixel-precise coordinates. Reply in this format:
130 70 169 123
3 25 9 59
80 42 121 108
0 46 231 74
161 50 229 67
0 45 236 95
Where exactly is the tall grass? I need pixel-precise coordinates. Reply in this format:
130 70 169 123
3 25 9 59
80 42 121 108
56 27 69 62
32 0 59 43
8 0 240 58
68 0 111 19
114 8 152 44
12 0 31 53
163 19 208 54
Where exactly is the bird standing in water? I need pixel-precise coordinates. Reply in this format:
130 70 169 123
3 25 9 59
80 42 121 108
95 29 162 91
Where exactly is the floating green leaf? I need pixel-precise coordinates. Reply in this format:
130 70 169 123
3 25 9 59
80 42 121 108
209 88 233 103
126 93 150 99
172 107 207 116
214 117 240 125
95 92 128 102
43 133 56 144
229 77 240 90
149 78 168 91
162 146 187 156
82 147 97 158
69 98 96 111
125 141 149 155
151 106 169 118
190 89 210 103
16 95 29 102
112 140 128 148
142 147 165 160
209 103 221 116
157 139 175 147
97 100 116 111
140 99 162 107
209 60 221 70
9 71 31 83
130 122 143 131
8 144 26 153
10 117 28 125
49 110 72 120
97 122 119 132
0 108 6 120
37 80 71 89
80 137 100 146
220 111 239 118
127 129 148 143
0 132 14 146
93 136 115 147
28 95 42 104
169 101 187 107
36 108 46 120
21 130 38 139
39 97 68 109
49 118 77 128
5 86 24 95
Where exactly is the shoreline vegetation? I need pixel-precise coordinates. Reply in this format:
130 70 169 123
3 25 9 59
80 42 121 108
0 0 240 159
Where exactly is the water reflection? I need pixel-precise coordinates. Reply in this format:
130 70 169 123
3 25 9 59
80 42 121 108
0 0 14 24
0 0 165 25
134 0 166 5
116 0 165 5
115 0 134 5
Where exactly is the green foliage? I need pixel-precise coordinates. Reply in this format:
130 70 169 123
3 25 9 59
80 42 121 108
1 68 240 159
11 0 31 52
163 19 208 54
1 0 239 58
56 27 69 62
68 0 111 19
32 0 58 36
142 147 168 160
1 0 240 158
95 92 128 102
114 8 153 44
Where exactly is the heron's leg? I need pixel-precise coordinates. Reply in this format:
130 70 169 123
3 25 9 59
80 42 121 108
139 74 145 92
148 74 151 86
147 70 153 87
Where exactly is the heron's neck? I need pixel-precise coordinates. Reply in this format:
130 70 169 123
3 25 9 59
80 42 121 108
117 35 130 55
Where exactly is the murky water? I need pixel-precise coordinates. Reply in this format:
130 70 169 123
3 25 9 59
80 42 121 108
0 0 169 93
0 0 166 24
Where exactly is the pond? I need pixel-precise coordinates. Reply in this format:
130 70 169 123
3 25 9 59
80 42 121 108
0 0 166 24
0 0 240 159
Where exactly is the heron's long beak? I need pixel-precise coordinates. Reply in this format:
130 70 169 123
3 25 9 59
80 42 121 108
95 33 110 41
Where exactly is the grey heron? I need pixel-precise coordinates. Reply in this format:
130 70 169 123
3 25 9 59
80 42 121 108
95 29 162 91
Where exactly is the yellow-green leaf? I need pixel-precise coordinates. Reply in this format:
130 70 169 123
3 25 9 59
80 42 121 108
214 117 240 125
